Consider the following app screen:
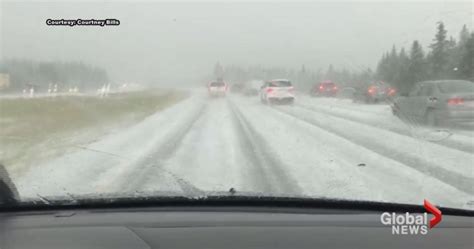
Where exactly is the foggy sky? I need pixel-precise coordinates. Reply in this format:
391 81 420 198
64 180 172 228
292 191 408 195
1 1 472 85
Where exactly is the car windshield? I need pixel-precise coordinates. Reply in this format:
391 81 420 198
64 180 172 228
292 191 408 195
0 0 473 212
269 81 292 87
322 83 336 87
438 81 474 93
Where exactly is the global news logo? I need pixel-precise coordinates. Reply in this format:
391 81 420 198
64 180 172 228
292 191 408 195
380 199 442 235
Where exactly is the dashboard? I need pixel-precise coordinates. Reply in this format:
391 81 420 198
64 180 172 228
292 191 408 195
1 206 473 249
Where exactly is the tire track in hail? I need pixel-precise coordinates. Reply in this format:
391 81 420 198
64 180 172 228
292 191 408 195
121 101 208 195
227 98 302 195
304 97 388 114
271 105 474 195
296 103 473 154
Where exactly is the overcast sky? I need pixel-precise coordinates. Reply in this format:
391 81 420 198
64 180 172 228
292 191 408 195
1 1 472 85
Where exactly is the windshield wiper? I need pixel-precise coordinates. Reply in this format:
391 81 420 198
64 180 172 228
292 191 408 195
3 194 473 217
0 164 19 205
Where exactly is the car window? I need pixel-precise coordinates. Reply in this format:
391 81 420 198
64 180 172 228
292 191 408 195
210 82 225 87
322 83 336 87
409 84 421 96
269 81 292 87
1 0 473 216
438 81 474 93
419 85 434 96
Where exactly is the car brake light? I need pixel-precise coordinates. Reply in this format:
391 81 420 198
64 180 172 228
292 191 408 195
447 97 464 105
319 85 324 90
368 85 379 93
333 86 338 91
387 88 396 96
266 88 273 93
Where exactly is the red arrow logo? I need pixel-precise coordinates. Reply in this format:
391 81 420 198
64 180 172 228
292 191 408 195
424 199 442 229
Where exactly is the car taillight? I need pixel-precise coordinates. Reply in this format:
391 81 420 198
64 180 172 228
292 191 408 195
288 87 295 93
368 88 376 95
387 88 396 96
266 88 274 93
333 86 338 91
319 85 324 90
447 97 464 105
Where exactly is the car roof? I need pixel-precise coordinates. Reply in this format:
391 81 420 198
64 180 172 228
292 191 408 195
417 80 471 84
320 81 335 84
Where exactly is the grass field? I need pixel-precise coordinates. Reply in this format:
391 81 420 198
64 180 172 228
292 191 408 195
0 90 187 177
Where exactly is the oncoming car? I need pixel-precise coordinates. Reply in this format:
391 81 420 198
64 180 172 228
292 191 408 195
259 79 295 104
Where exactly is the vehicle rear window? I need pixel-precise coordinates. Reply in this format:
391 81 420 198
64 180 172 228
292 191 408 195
210 82 225 87
321 83 336 87
437 81 474 93
419 85 434 96
269 81 292 87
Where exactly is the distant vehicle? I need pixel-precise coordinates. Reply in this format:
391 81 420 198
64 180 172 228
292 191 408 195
337 87 356 99
230 83 245 93
391 80 474 127
260 79 295 104
243 87 259 96
208 81 228 97
243 80 263 96
354 81 396 103
310 80 338 97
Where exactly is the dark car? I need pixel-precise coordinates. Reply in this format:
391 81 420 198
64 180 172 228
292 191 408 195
310 80 338 97
391 80 474 127
354 81 396 103
230 83 245 93
243 87 259 96
243 80 263 96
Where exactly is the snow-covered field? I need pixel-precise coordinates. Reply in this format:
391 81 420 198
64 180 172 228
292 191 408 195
13 90 474 210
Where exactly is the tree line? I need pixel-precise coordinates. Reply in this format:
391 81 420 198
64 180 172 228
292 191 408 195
213 62 374 91
214 22 473 94
377 23 473 94
0 59 109 92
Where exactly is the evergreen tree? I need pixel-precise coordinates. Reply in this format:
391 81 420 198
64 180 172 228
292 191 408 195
405 40 426 93
325 64 335 80
397 48 411 93
213 62 224 78
459 24 470 46
429 22 449 78
386 46 400 84
458 33 474 81
376 52 390 82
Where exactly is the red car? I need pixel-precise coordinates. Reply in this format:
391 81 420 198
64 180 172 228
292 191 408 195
311 80 339 97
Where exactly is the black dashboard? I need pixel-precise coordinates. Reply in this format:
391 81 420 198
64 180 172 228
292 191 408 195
1 206 473 249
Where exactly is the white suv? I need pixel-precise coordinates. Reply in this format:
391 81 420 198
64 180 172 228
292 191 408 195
260 79 295 104
208 81 227 97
